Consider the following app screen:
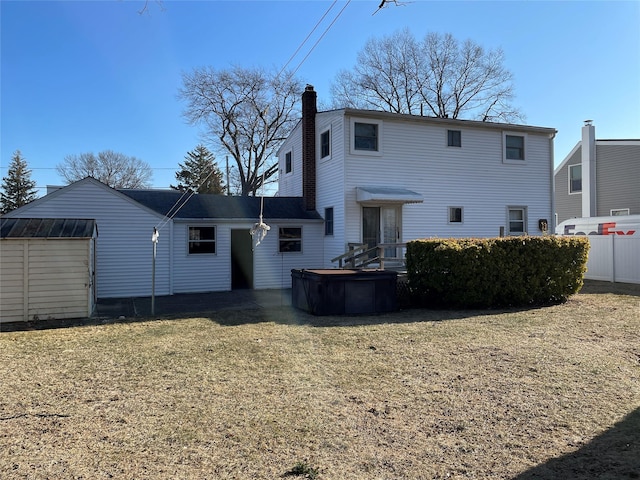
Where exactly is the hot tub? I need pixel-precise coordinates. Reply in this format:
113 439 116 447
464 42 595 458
291 269 397 315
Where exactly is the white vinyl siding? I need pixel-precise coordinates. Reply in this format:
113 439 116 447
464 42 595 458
3 179 170 298
316 113 347 266
339 118 552 246
278 123 303 196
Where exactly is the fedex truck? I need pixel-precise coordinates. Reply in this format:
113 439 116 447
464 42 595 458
556 215 640 284
556 215 640 237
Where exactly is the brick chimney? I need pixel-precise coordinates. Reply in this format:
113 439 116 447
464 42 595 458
302 85 317 211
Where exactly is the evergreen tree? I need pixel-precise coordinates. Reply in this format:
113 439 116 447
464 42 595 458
171 145 225 194
1 150 38 214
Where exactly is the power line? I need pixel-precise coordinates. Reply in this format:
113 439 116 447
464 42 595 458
290 0 352 77
276 0 339 79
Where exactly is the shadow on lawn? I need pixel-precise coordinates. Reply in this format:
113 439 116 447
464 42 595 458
513 407 640 480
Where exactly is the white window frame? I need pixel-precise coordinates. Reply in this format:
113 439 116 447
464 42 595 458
448 206 463 224
350 117 383 156
568 164 582 194
284 149 293 175
187 225 216 255
278 226 303 253
611 208 630 216
506 206 528 235
324 207 334 236
503 132 527 164
320 128 331 160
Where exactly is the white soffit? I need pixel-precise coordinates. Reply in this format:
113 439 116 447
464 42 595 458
356 186 423 204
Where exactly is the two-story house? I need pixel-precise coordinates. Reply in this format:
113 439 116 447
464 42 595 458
554 120 640 224
278 85 557 267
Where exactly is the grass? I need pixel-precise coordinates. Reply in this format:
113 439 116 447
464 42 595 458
1 285 639 479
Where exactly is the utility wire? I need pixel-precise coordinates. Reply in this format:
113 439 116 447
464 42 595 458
276 0 338 79
290 0 352 77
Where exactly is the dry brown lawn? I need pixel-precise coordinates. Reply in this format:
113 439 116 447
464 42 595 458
1 284 639 479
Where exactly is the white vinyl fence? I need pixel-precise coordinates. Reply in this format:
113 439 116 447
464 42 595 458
583 235 640 284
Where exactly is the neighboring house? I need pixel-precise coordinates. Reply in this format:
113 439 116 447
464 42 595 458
554 121 640 224
278 85 558 267
3 178 323 298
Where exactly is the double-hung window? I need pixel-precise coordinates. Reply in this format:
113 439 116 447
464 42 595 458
284 151 292 174
503 133 526 163
507 207 527 235
354 122 378 151
569 164 582 193
188 226 216 254
279 227 302 252
320 130 331 158
324 207 334 235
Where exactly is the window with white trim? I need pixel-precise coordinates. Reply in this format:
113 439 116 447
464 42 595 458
569 164 582 193
188 226 216 254
611 208 630 216
507 207 527 235
448 206 463 223
320 129 331 159
350 118 383 155
279 227 302 252
284 150 292 174
324 207 334 235
503 132 526 163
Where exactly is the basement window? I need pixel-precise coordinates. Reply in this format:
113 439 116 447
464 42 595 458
188 226 216 254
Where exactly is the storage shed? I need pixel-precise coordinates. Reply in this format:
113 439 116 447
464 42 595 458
0 218 97 324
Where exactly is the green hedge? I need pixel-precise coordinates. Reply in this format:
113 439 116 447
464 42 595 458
406 236 589 308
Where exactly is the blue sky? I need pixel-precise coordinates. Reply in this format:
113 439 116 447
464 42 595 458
2 0 639 195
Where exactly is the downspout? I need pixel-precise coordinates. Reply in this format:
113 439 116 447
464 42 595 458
549 130 557 233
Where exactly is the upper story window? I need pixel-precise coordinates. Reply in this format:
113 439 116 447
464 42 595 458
447 130 462 147
503 133 526 163
354 122 378 151
320 130 331 158
279 227 302 252
569 164 582 193
448 206 463 223
284 150 292 174
188 226 216 254
324 207 334 235
507 207 527 235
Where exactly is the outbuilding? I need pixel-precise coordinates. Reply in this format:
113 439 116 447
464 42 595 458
0 217 97 323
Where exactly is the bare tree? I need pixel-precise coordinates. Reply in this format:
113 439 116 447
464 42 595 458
331 30 523 122
179 66 303 196
56 150 153 188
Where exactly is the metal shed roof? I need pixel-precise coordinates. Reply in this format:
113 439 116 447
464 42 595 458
0 218 97 239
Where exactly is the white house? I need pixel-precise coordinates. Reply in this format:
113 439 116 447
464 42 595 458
3 178 324 298
278 85 558 267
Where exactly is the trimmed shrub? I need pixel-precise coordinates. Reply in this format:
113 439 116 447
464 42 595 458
406 236 589 308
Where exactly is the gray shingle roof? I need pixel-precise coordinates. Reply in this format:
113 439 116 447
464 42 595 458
119 190 322 221
0 218 97 238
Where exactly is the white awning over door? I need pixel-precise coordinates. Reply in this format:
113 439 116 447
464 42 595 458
356 186 423 204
